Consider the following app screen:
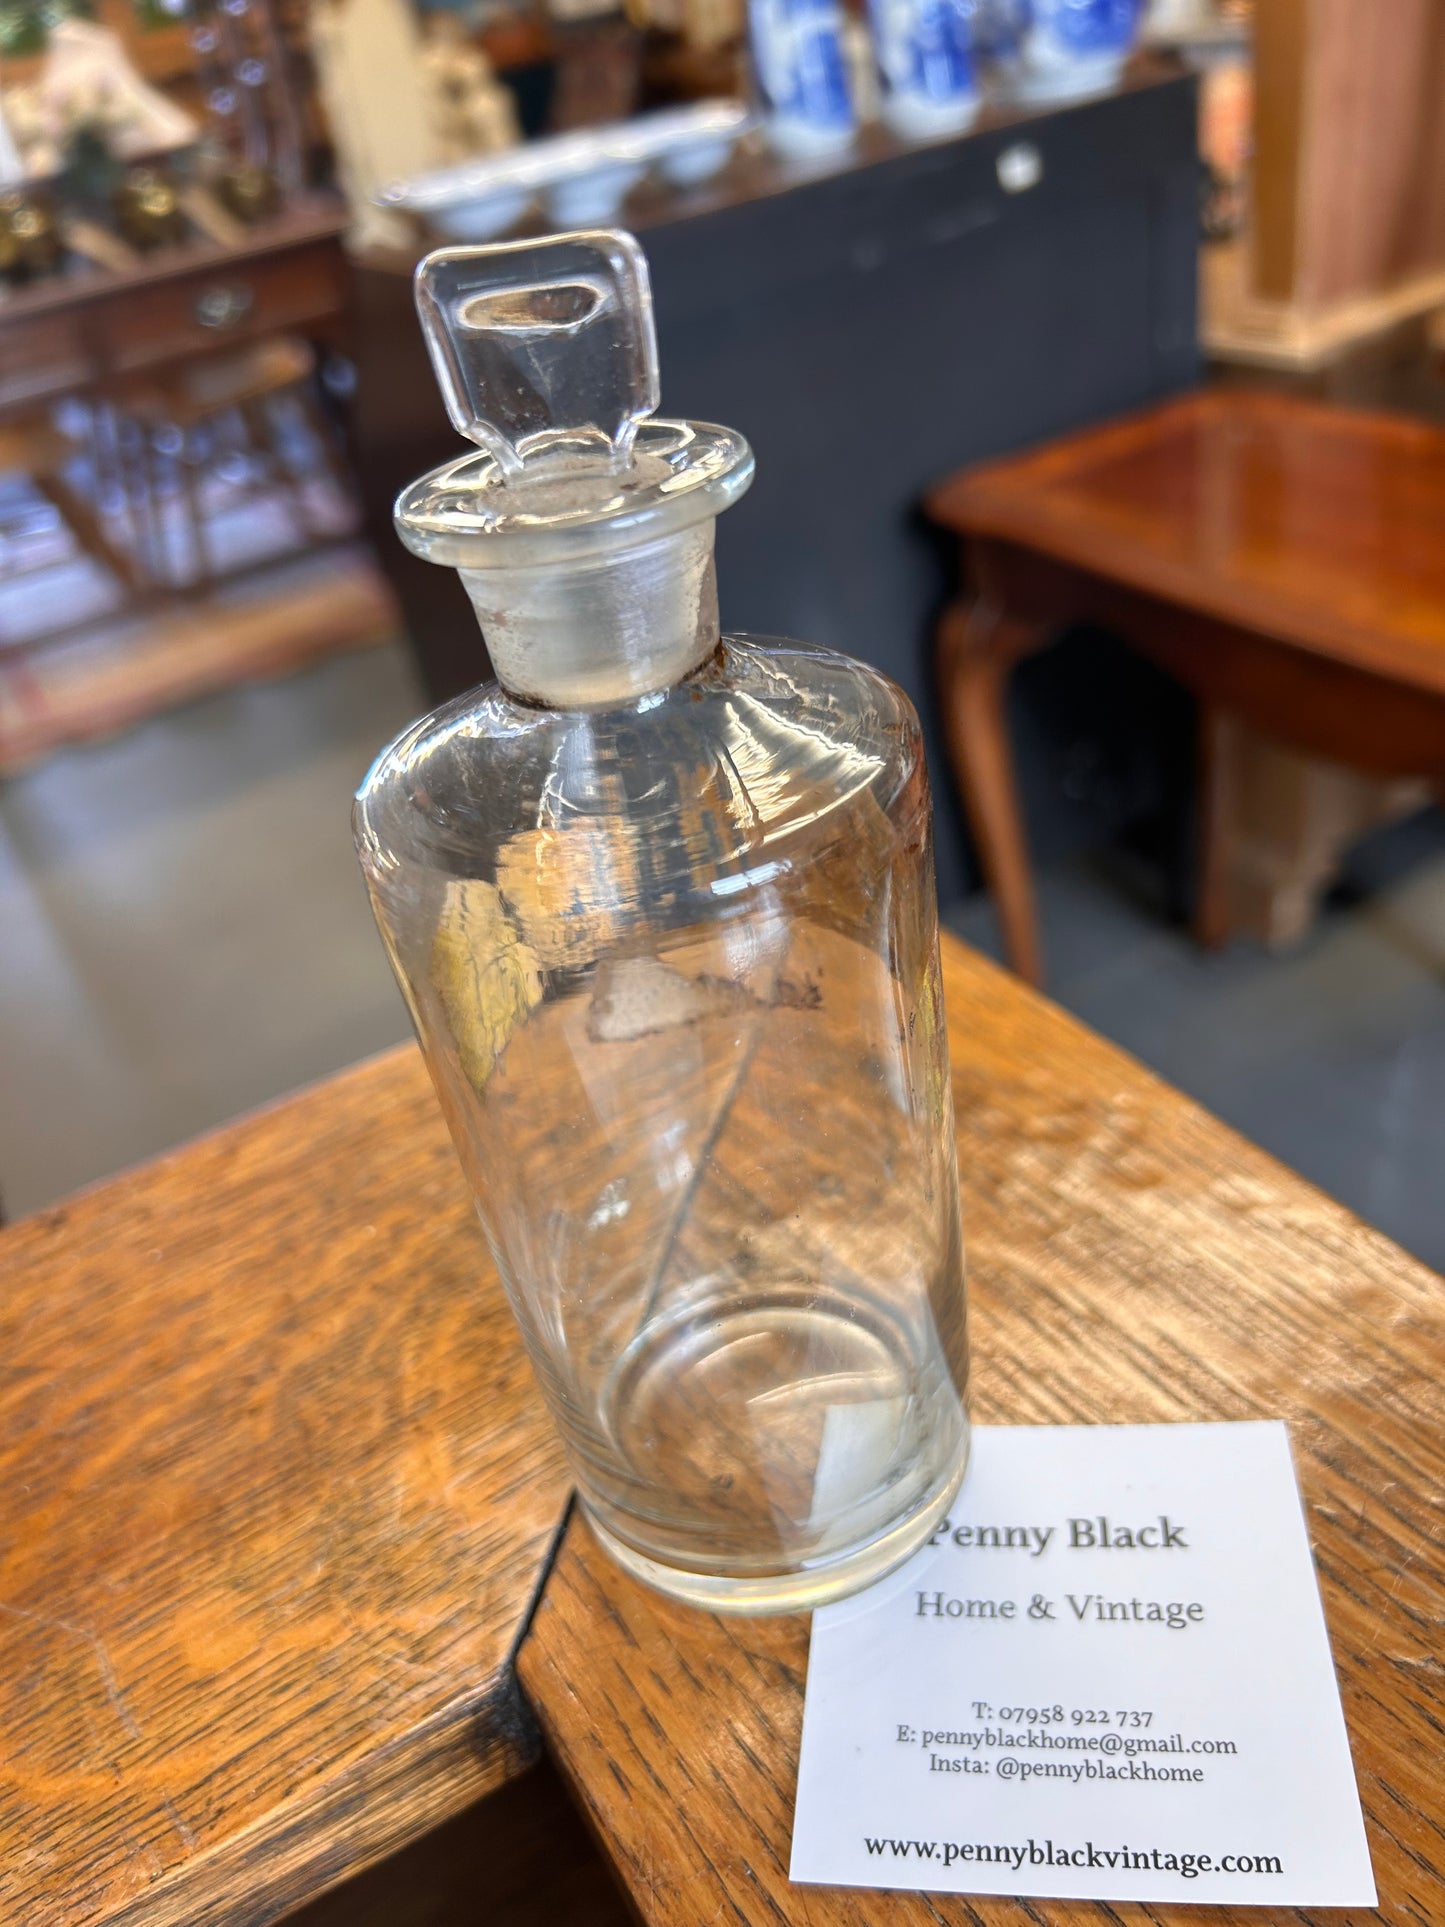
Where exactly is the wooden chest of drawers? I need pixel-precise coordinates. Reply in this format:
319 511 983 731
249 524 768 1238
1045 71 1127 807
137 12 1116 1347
0 198 351 417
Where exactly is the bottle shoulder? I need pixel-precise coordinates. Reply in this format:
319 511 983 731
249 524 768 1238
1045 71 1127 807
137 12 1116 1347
356 636 925 874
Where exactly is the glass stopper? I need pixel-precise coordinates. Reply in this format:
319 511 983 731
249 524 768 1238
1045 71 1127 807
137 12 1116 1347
412 230 661 480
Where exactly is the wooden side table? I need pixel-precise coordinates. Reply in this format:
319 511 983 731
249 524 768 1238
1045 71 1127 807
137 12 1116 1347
0 199 355 624
926 389 1445 984
2 933 1441 1922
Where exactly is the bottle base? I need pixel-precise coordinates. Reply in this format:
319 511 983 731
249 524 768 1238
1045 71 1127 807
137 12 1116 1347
580 1432 969 1615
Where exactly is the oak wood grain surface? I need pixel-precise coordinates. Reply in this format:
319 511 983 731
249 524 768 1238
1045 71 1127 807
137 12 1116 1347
927 389 1445 698
0 1049 570 1927
517 934 1445 1927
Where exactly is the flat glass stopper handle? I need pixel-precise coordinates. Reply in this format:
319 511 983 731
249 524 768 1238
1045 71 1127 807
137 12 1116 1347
413 230 661 478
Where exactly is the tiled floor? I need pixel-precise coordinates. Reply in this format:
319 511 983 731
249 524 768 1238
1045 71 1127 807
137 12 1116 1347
3 639 1441 1277
948 813 1445 1273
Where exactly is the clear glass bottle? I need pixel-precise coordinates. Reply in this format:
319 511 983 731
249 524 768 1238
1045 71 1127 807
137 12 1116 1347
355 231 969 1613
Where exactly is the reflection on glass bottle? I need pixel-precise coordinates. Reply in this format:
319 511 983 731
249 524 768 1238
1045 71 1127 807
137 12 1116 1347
356 230 970 1612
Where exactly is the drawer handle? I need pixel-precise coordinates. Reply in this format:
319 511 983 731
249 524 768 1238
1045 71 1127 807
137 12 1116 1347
996 142 1044 194
195 283 255 329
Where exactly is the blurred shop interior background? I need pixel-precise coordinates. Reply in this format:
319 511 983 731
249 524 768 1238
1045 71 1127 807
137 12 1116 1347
0 0 1442 1265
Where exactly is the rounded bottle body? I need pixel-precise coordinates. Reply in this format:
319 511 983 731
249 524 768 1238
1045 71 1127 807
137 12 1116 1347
356 636 969 1611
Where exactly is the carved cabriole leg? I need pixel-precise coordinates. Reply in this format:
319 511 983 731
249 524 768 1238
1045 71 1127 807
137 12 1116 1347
936 597 1051 987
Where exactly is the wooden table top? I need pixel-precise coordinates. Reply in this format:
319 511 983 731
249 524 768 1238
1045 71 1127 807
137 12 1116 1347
518 935 1445 1927
4 931 1440 1925
0 1049 569 1927
927 390 1445 698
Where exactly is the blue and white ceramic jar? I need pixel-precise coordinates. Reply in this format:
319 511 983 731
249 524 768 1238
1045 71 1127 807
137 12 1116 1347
750 0 857 155
868 0 980 139
982 0 1141 102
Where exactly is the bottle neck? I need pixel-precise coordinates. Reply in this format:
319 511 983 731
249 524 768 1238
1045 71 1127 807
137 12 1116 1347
458 520 720 709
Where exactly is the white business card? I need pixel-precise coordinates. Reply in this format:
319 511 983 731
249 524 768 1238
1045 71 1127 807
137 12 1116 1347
790 1423 1375 1908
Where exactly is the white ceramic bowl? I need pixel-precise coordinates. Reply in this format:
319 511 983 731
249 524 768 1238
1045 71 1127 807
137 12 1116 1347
429 188 535 241
546 160 646 227
378 100 754 238
657 136 735 187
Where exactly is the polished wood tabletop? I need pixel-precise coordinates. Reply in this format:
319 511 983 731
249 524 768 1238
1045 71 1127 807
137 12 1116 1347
2 933 1440 1925
0 1050 569 1927
518 935 1445 1927
928 389 1445 698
